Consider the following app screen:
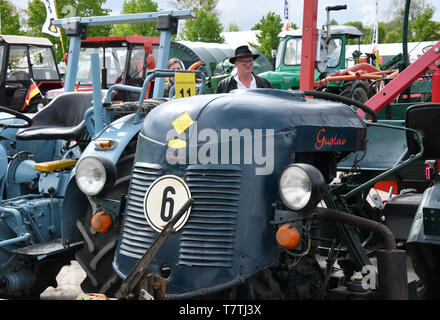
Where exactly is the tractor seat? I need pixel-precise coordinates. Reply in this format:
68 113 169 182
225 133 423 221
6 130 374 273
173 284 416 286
16 92 93 141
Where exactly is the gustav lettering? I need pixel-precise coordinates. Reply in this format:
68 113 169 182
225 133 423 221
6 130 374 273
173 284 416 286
315 128 347 150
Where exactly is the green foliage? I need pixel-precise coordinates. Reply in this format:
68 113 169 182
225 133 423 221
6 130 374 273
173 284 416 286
251 12 282 60
344 1 440 45
409 7 440 41
344 21 366 44
389 0 433 23
168 0 218 12
0 0 21 35
384 28 402 43
179 7 224 43
226 22 240 32
170 0 223 43
289 22 298 30
25 0 112 62
111 0 160 37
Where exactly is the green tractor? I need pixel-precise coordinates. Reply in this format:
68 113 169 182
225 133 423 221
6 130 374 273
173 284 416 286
259 24 370 100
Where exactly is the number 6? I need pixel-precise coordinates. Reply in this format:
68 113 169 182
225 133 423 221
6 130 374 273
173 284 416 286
160 186 175 222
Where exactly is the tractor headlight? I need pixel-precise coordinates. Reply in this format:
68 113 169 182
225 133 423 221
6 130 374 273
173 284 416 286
75 156 117 196
279 163 326 211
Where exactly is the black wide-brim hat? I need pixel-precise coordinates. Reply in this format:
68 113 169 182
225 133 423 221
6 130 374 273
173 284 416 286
229 45 259 64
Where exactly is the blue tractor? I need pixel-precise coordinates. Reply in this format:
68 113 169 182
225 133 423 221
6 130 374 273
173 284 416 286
0 92 92 298
0 10 196 298
73 67 432 299
3 9 440 300
63 11 440 299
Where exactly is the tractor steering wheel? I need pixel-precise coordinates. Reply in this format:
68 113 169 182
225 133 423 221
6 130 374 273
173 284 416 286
0 106 33 128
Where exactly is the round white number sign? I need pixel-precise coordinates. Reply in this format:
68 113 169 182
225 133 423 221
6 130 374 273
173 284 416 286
143 175 192 233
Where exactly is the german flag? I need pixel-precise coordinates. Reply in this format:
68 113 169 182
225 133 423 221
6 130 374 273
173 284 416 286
22 83 41 111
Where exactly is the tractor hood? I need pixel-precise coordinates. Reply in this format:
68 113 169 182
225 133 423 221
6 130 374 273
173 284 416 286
141 88 366 154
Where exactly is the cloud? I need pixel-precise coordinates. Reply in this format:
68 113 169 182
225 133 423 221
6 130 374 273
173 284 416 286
217 1 273 30
361 4 376 26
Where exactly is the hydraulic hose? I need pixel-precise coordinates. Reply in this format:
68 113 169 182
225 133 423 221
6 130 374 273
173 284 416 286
313 207 396 250
301 89 378 122
313 207 408 299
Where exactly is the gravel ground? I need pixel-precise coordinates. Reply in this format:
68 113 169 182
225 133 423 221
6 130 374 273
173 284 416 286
38 252 419 300
40 261 86 300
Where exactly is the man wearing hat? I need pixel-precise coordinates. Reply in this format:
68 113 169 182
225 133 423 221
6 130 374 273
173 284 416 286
216 45 272 93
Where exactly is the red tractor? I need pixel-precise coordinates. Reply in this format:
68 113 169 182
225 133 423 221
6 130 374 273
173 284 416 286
0 35 63 113
47 35 155 102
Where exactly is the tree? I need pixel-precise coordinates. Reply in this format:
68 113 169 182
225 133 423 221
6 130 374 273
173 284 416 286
384 28 402 43
178 7 224 43
171 0 224 43
25 0 112 62
0 0 21 35
388 0 434 23
289 22 298 30
344 21 366 44
379 0 440 43
111 0 160 37
167 0 218 12
226 22 240 32
251 12 282 60
409 7 440 41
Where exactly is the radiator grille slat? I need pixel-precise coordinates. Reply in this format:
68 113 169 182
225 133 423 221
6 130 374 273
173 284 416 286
178 166 241 268
119 164 160 259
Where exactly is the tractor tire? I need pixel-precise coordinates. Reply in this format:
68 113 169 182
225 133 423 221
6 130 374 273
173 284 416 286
340 80 371 104
74 138 137 297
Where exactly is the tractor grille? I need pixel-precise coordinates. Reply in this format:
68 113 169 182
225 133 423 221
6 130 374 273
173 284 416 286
178 166 241 268
119 163 161 259
119 164 242 268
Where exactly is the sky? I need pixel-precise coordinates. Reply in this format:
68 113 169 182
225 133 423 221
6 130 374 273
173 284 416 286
12 0 440 31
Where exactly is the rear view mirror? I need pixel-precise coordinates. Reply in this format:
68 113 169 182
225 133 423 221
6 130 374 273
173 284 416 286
405 103 440 159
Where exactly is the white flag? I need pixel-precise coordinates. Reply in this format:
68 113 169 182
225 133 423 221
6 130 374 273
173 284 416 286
283 0 290 31
42 0 60 37
372 0 378 54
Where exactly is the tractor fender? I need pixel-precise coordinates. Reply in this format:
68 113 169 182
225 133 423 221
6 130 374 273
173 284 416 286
78 113 142 166
61 113 143 244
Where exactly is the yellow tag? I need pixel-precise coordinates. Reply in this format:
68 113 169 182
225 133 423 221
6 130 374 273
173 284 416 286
172 112 194 135
175 72 196 99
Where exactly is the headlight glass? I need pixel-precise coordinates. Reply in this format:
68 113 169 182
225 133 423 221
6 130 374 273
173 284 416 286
76 157 107 196
279 166 312 211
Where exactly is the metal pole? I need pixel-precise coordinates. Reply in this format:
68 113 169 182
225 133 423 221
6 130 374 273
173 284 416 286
63 36 82 92
91 53 104 134
299 0 318 91
153 30 172 98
